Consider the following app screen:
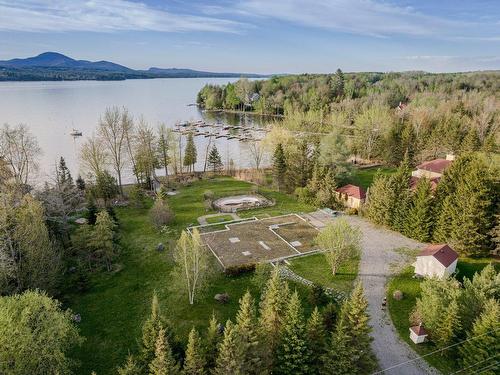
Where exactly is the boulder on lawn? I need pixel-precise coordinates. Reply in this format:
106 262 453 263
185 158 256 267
157 243 165 252
214 293 230 304
393 290 404 301
75 217 88 225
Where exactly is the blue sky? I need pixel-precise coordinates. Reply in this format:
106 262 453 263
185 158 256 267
0 0 499 73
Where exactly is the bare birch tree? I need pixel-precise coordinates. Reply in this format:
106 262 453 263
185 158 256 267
80 134 108 177
248 141 266 170
316 218 361 276
171 229 211 304
0 124 41 185
98 107 129 195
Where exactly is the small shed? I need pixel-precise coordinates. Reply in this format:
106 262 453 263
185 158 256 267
409 324 428 344
413 244 458 279
335 184 366 209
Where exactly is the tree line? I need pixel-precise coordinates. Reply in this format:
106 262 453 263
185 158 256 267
113 269 375 375
367 153 498 256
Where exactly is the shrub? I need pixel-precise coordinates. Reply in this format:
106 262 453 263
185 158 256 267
128 185 148 208
224 263 256 276
149 198 174 228
203 190 214 200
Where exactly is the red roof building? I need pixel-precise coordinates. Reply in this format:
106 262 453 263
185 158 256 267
335 184 366 209
416 159 453 175
414 244 459 278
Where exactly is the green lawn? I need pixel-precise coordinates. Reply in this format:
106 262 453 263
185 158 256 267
387 258 499 374
289 253 359 294
347 166 396 190
66 177 315 375
205 214 235 224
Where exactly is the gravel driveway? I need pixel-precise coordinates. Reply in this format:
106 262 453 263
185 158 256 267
306 212 438 375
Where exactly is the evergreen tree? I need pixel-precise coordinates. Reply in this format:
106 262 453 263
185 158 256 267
321 314 355 375
459 299 500 375
258 268 290 370
272 143 287 191
306 307 326 374
76 175 86 191
56 156 73 187
86 197 98 225
389 155 411 231
275 291 310 375
213 320 244 375
207 145 223 174
183 133 197 173
141 292 176 369
433 299 461 350
234 291 261 374
204 313 221 371
339 282 375 374
332 68 345 98
366 172 393 226
118 355 141 375
149 327 179 375
404 177 434 241
183 328 206 375
91 210 117 271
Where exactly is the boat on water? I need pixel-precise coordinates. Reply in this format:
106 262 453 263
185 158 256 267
70 129 82 137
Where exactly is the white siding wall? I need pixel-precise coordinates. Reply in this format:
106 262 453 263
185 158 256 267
414 256 446 278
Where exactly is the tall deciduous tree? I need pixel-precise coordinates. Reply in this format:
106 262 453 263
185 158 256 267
171 229 211 305
98 107 129 195
316 219 361 276
0 123 41 185
80 134 108 177
0 290 81 375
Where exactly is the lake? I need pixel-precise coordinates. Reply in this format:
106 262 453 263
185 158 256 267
0 78 271 184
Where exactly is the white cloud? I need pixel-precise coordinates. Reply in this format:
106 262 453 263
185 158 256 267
209 0 499 40
0 0 243 33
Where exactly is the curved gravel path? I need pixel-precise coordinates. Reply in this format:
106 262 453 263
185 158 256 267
346 216 439 375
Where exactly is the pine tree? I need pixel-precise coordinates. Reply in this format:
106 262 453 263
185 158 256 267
366 172 393 226
76 175 86 191
118 355 141 375
91 210 117 271
340 282 375 374
321 315 355 375
183 133 197 173
459 299 500 375
433 299 461 350
141 292 176 369
272 143 287 191
183 328 206 375
275 291 310 375
258 268 290 370
404 177 434 242
57 156 73 187
204 313 221 371
207 145 223 174
306 307 326 374
149 327 179 375
234 291 261 374
389 155 411 231
213 320 244 375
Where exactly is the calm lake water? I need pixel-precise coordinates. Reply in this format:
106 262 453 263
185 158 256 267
0 78 270 184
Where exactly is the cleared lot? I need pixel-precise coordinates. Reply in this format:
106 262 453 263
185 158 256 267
199 214 319 269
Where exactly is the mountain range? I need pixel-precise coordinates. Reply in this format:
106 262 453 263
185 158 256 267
0 52 265 81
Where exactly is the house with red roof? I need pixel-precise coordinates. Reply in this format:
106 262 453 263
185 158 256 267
410 154 454 190
413 244 459 279
409 323 428 344
335 184 366 209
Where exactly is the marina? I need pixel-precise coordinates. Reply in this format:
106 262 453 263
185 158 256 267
172 119 269 142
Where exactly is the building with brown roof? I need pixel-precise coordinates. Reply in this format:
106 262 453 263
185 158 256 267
409 323 428 344
335 184 366 209
413 244 459 279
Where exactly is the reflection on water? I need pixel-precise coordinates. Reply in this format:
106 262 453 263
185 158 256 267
0 78 275 184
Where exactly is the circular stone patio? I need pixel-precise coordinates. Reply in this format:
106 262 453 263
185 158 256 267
213 194 273 213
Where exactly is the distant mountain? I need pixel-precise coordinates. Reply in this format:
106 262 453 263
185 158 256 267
0 52 266 81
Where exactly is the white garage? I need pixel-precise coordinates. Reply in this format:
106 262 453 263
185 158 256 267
413 244 458 279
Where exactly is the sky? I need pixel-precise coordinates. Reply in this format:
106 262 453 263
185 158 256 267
0 0 499 73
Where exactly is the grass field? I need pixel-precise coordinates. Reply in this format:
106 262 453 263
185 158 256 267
66 177 316 375
289 253 359 294
205 214 235 224
387 258 499 374
347 166 397 189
